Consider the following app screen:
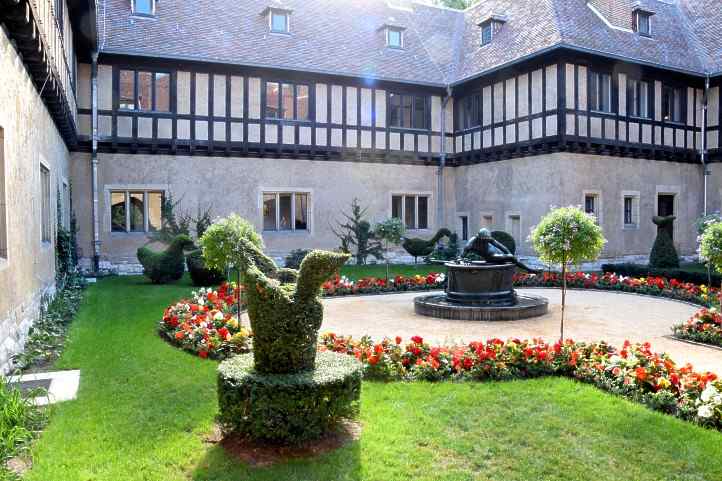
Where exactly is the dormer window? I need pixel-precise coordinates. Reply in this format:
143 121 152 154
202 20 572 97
379 23 406 49
262 6 292 34
632 5 654 36
387 27 404 49
132 0 155 16
479 15 507 46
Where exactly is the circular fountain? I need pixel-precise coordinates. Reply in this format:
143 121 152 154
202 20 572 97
414 229 548 321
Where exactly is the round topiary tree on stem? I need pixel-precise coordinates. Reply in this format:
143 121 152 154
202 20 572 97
201 215 360 445
374 218 405 281
530 206 606 341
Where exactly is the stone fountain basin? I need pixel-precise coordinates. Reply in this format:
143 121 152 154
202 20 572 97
444 261 516 306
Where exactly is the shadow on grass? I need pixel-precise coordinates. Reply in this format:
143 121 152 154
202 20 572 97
191 434 362 481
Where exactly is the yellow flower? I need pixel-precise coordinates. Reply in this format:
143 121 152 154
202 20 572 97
657 377 671 389
226 317 239 329
239 327 250 337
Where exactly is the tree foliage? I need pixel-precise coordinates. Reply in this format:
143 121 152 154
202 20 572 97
530 206 606 341
530 207 606 268
331 198 383 265
700 222 722 274
375 217 406 280
434 0 476 9
199 214 264 272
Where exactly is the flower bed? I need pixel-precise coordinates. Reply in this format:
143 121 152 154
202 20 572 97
321 273 446 296
159 283 252 359
673 308 722 347
320 333 722 430
513 271 718 306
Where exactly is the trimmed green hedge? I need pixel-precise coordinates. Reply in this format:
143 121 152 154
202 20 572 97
601 263 720 286
217 351 362 444
186 250 226 287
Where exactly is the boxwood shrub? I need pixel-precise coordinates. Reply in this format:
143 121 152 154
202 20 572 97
217 351 362 444
186 250 226 287
601 263 720 286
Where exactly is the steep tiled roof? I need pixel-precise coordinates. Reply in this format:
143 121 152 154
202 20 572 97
97 0 721 87
678 0 722 75
98 0 458 86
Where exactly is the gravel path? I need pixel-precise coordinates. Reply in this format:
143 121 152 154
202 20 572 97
319 288 722 375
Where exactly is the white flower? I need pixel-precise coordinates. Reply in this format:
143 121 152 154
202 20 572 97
701 384 719 403
697 404 714 419
213 311 224 321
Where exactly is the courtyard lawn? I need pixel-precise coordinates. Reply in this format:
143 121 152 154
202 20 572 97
25 276 722 481
340 263 444 280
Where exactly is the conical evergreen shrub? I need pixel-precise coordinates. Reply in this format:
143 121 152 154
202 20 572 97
649 216 679 269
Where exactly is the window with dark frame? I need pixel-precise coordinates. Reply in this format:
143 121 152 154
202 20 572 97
662 86 683 123
55 0 64 36
387 27 403 48
133 0 154 16
628 79 650 118
265 82 309 121
110 190 164 233
460 216 469 241
634 10 652 36
40 165 51 243
263 192 309 231
481 21 493 46
389 93 428 129
624 197 634 225
118 69 170 112
584 195 596 216
590 72 612 113
460 94 480 130
391 194 429 230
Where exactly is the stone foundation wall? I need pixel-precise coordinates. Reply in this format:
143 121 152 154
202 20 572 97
0 282 55 373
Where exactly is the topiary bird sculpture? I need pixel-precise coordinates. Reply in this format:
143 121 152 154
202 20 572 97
402 228 452 263
233 238 350 374
137 234 195 284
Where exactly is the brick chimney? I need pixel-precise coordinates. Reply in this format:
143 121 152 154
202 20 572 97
587 0 634 29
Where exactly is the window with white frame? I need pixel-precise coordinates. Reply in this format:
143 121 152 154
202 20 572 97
110 190 164 233
132 0 155 16
392 194 429 230
40 164 52 243
584 192 601 222
623 194 640 228
0 127 6 259
263 192 309 231
590 72 613 113
269 9 290 33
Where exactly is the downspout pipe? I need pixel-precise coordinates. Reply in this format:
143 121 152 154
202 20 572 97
91 52 100 272
437 86 452 230
702 74 709 216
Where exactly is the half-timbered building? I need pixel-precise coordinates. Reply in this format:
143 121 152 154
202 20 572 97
2 0 722 363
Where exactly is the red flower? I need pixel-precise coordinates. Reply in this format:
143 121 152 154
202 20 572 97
368 355 380 366
395 336 402 345
411 335 424 344
218 327 230 339
635 367 647 382
199 350 209 359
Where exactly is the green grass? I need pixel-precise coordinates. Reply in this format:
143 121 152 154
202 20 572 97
339 263 444 280
26 275 722 481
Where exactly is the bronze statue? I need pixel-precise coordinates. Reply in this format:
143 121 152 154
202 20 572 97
461 228 536 272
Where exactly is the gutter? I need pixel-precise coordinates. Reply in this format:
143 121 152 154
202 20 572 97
702 74 710 216
91 52 101 272
437 86 452 230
